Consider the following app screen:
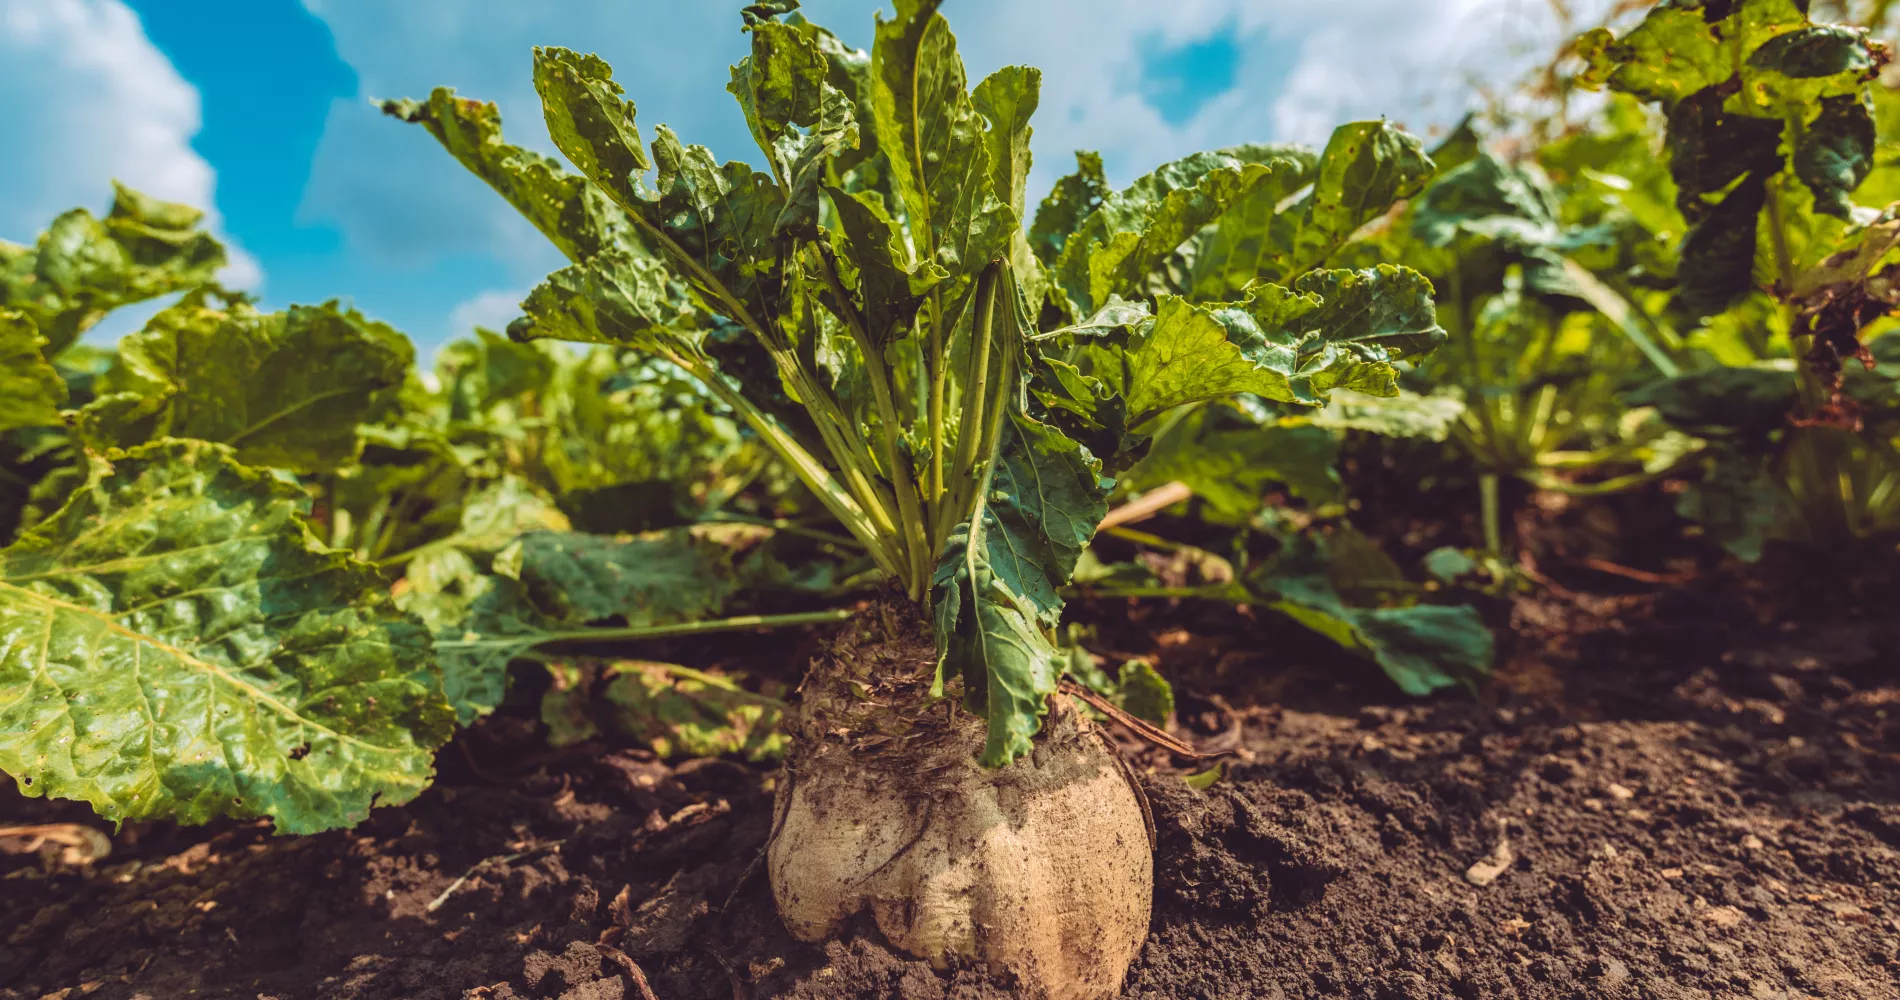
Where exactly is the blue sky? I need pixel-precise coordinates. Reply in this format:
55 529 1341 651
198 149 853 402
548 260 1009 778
2 0 1588 354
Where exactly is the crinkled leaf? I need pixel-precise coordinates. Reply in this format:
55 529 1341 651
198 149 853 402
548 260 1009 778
1255 533 1493 695
448 476 573 558
1665 86 1786 219
380 90 633 264
1412 153 1563 249
0 311 66 433
511 249 694 355
538 660 598 747
1041 266 1443 451
1677 173 1770 317
0 183 226 354
1329 605 1496 696
76 292 412 473
868 0 1011 279
397 477 566 723
741 1 801 26
1055 145 1307 314
1795 94 1877 219
728 20 861 237
826 187 948 342
533 48 788 322
535 48 651 198
973 66 1040 223
1114 659 1173 726
408 491 769 727
504 528 741 628
1428 115 1484 176
1283 121 1435 276
1029 151 1109 268
1125 402 1341 519
1576 1 1811 105
0 440 451 833
395 476 570 630
1748 24 1879 81
436 328 557 421
933 414 1110 766
1627 363 1805 442
1181 146 1321 301
1086 160 1302 311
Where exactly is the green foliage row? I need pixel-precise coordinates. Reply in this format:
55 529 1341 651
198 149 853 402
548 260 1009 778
5 0 1897 836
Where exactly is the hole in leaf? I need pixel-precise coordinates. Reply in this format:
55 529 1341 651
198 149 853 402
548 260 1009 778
288 743 311 761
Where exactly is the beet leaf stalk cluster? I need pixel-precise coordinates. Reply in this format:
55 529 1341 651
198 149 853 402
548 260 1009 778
388 0 1445 763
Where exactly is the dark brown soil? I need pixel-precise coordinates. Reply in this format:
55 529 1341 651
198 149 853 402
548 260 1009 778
4 575 1898 1000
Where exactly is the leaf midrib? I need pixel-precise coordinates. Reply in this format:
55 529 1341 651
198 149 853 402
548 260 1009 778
0 579 414 760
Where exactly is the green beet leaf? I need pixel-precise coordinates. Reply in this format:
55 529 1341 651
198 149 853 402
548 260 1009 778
1123 402 1342 519
503 528 742 628
1256 530 1494 695
933 414 1109 766
1412 153 1563 250
728 16 862 238
396 476 571 721
1029 151 1110 268
0 311 66 434
1282 121 1435 278
869 0 1013 281
1795 95 1878 219
0 440 452 833
513 249 695 356
1308 389 1465 442
0 184 227 354
1054 145 1309 315
76 290 413 474
380 90 634 264
1580 0 1887 314
534 47 791 326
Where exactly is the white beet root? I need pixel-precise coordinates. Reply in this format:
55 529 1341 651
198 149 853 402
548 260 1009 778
768 696 1153 1000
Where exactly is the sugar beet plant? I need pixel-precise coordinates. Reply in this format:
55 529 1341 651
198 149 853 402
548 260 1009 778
385 1 1444 994
1580 0 1900 555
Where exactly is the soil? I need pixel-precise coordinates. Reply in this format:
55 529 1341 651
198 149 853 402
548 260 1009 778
4 545 1899 999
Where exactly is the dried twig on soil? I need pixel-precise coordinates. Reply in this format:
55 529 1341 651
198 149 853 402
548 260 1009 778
1515 552 1579 601
1059 680 1233 762
599 945 662 1000
1574 557 1693 585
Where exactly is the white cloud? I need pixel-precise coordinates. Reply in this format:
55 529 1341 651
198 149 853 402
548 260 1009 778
447 287 528 338
0 0 261 294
